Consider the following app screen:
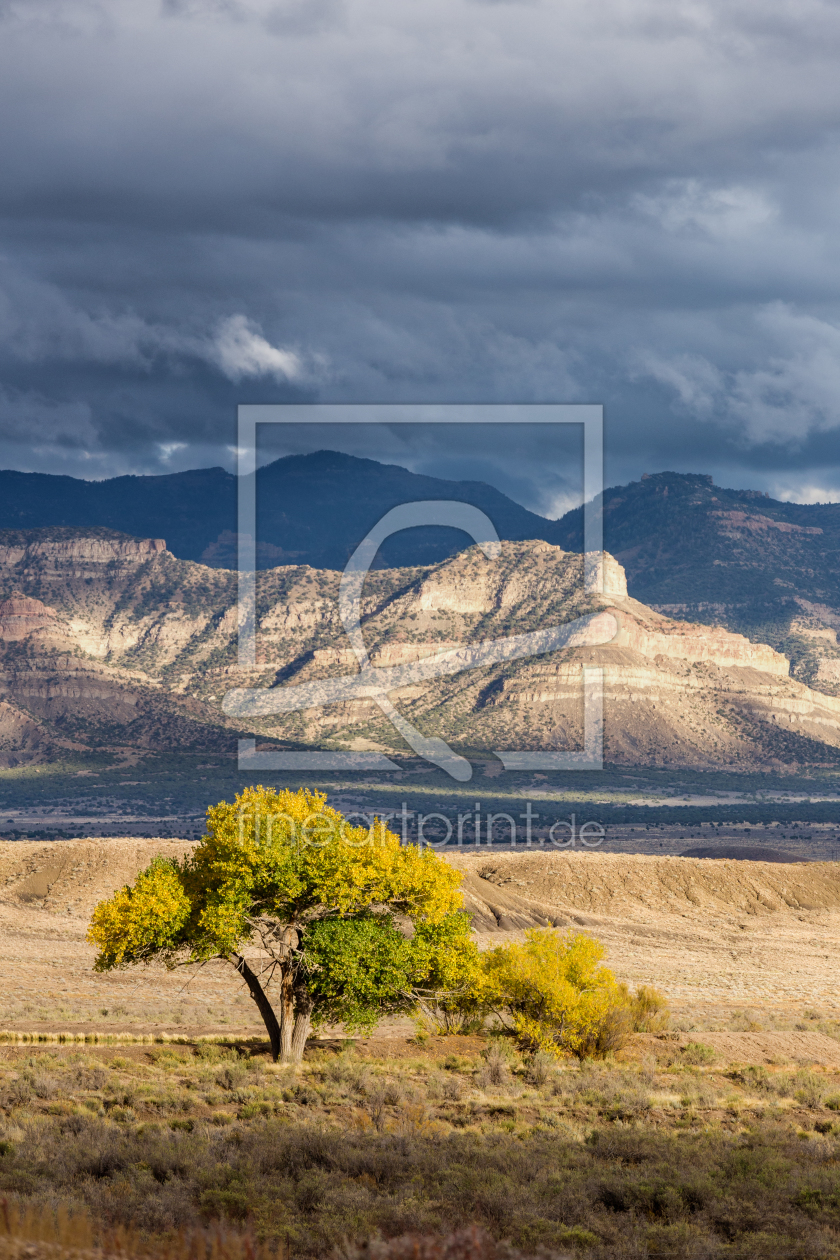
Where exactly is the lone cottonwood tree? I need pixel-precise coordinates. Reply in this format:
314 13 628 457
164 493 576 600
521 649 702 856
88 786 477 1062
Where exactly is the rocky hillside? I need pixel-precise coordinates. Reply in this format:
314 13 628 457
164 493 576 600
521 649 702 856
0 531 253 767
448 848 840 931
7 457 840 704
555 471 840 697
9 839 840 1028
1 527 840 772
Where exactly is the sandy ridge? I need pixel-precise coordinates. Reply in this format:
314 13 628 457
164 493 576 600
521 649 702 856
448 849 840 926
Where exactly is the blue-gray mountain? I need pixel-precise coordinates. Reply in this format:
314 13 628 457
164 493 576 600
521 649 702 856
0 450 565 571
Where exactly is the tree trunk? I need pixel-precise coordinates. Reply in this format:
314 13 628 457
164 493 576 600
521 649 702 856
277 963 296 1063
291 979 313 1064
275 926 301 1063
232 954 282 1062
231 950 310 1065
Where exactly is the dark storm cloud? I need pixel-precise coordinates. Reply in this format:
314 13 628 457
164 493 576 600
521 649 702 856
1 0 840 502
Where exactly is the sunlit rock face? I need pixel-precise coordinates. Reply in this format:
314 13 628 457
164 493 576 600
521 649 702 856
0 597 59 640
0 528 837 772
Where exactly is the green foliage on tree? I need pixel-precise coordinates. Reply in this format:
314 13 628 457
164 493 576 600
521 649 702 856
88 785 478 1062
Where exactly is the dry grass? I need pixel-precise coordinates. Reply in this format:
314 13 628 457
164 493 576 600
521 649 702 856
0 1033 260 1048
0 1197 284 1260
0 1037 840 1256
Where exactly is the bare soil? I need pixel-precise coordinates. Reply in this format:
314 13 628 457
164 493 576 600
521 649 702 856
0 838 264 1034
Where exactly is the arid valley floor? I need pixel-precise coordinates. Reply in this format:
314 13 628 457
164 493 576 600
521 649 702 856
6 839 840 1259
3 837 840 1055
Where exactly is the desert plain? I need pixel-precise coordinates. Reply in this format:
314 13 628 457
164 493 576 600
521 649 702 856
3 836 840 1061
6 840 840 1259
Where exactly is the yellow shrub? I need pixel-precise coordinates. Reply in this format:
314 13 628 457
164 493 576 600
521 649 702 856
477 928 667 1059
627 983 670 1032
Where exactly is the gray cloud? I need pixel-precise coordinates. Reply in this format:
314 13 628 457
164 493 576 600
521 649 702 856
0 0 840 498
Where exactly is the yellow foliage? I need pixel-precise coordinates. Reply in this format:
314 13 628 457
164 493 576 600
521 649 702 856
186 785 465 956
87 786 476 1061
87 857 191 970
478 928 631 1059
626 982 670 1033
87 785 466 968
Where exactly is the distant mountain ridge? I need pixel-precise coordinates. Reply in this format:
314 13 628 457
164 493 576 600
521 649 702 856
554 470 840 606
5 456 840 698
0 451 565 570
554 471 840 696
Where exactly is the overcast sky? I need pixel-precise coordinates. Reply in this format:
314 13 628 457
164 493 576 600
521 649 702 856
2 0 840 511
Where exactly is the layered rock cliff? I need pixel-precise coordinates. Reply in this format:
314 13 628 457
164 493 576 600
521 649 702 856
0 597 59 640
0 533 165 570
0 527 837 771
554 471 840 700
